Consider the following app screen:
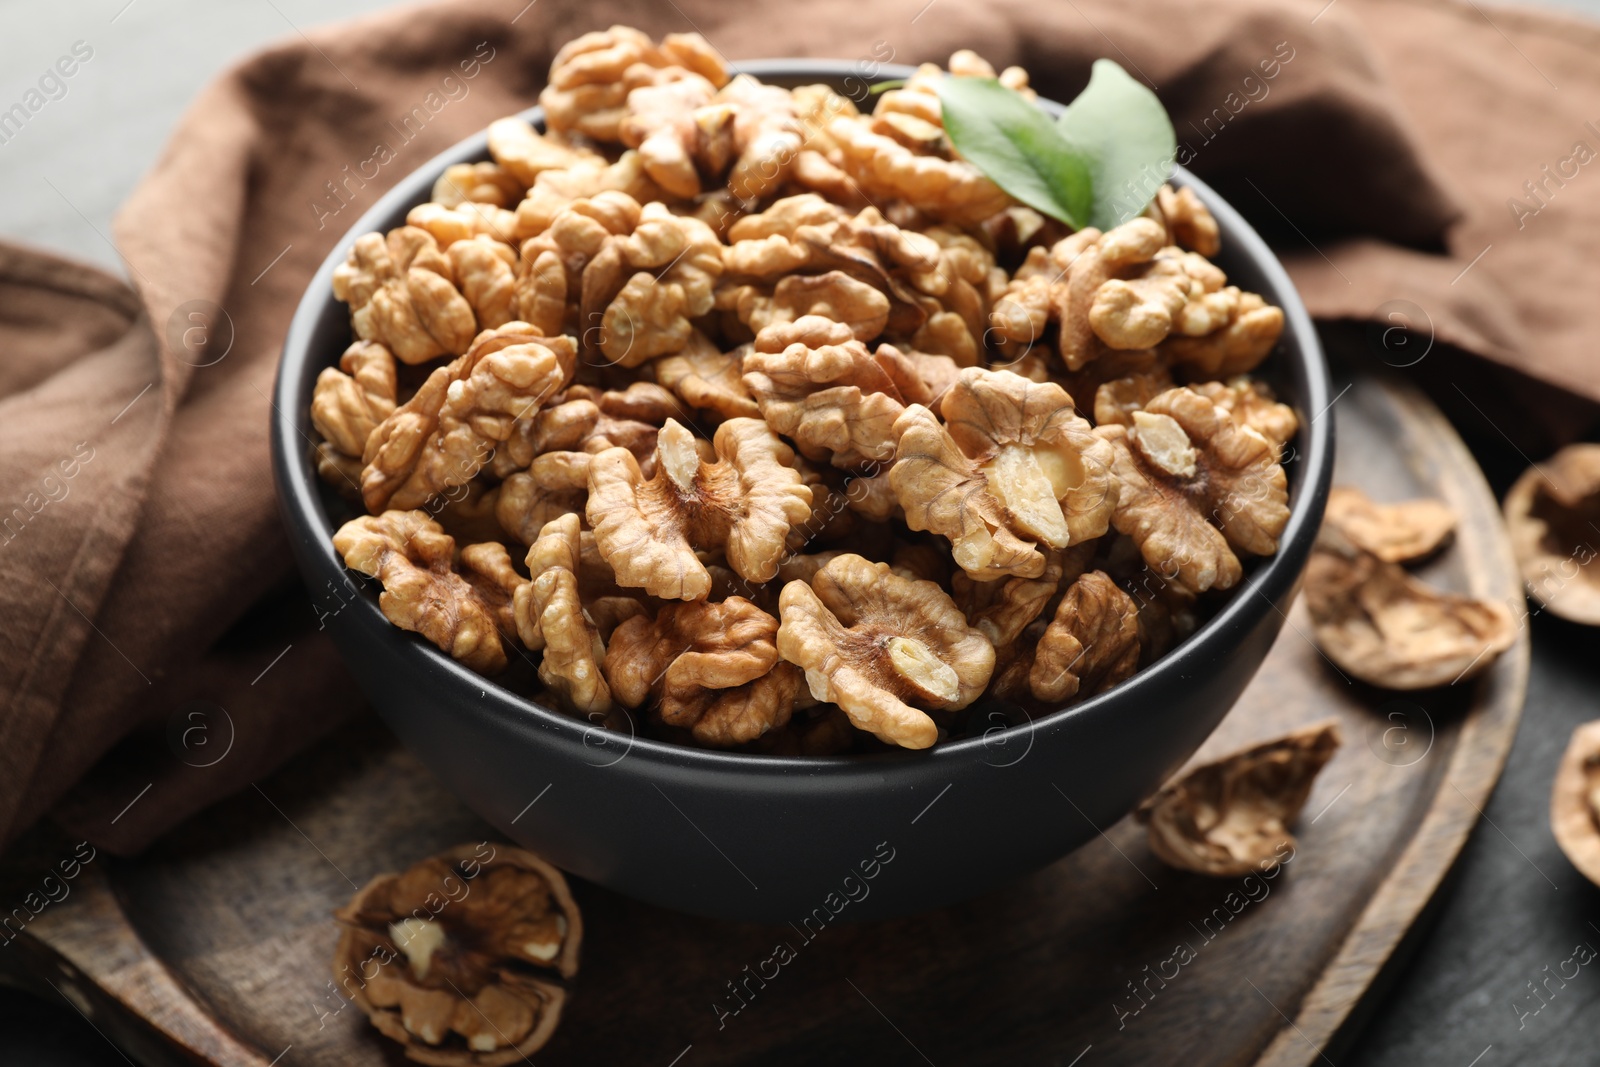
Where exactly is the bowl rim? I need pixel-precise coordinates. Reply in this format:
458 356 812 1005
272 58 1334 774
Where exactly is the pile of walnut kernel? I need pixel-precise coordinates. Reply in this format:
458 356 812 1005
315 27 1296 753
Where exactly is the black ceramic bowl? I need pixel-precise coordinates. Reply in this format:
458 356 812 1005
272 61 1333 922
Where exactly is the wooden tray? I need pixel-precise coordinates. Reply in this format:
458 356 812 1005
0 365 1529 1067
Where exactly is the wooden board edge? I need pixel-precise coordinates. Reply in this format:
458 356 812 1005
1253 376 1532 1066
15 864 274 1067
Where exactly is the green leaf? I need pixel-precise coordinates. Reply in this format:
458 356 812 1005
936 77 1091 229
1055 59 1176 230
867 78 907 95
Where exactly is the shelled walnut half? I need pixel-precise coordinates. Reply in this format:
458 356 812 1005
891 368 1115 581
1138 720 1341 877
1099 386 1288 595
333 843 580 1066
333 511 525 674
587 417 812 599
777 553 994 749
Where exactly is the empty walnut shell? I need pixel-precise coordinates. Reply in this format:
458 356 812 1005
1306 528 1515 689
333 843 580 1066
1551 720 1600 887
1137 720 1341 877
1325 485 1456 564
1504 445 1600 626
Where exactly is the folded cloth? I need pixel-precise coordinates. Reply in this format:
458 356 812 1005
2 0 1596 855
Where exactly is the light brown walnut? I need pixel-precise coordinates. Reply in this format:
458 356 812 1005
1099 386 1288 595
1055 222 1156 370
776 553 994 749
725 193 848 245
335 228 478 365
1028 571 1141 703
587 418 812 599
743 316 906 470
1189 377 1298 460
891 369 1115 581
433 161 525 209
446 236 519 330
652 334 760 420
361 324 575 512
540 29 728 144
1155 183 1221 257
717 74 806 203
1159 290 1284 376
333 226 451 309
1306 527 1515 689
1092 370 1176 430
951 542 1092 647
512 514 610 717
332 843 579 1065
312 340 398 458
539 27 665 141
486 117 598 187
684 661 806 748
407 202 520 249
489 391 662 485
334 512 525 674
513 153 664 241
827 115 1009 227
517 197 720 368
1138 721 1341 877
730 270 892 342
603 597 780 729
495 455 588 546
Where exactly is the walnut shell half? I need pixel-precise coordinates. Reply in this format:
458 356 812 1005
1137 720 1341 877
333 843 580 1066
1325 485 1456 564
1306 528 1515 689
1504 445 1600 626
1551 720 1600 888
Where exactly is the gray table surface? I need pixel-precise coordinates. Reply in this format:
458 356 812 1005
3 1 1599 1064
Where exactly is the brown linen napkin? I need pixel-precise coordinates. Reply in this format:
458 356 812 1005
3 0 1597 855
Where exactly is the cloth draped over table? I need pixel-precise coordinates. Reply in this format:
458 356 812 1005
1 0 1596 854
